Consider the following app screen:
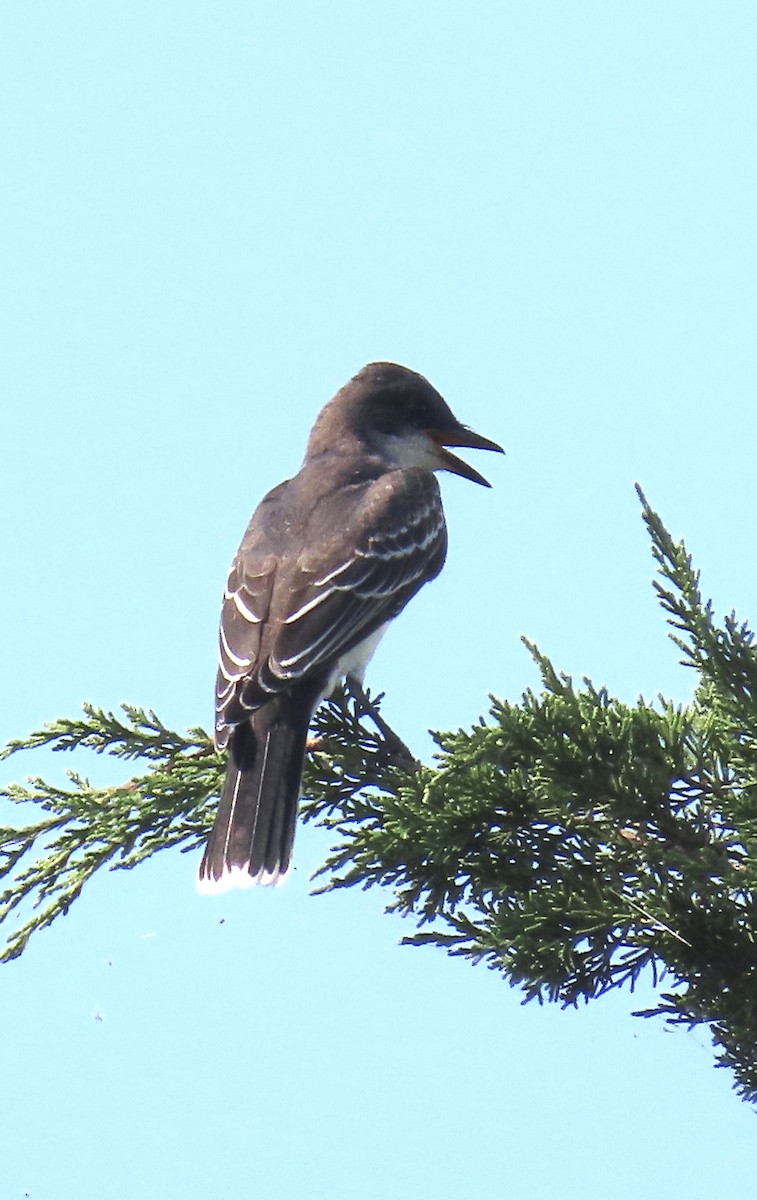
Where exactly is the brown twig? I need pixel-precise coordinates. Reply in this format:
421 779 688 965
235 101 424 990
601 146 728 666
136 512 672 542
345 680 420 772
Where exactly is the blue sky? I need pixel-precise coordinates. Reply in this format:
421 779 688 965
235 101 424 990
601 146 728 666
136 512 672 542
3 3 757 1197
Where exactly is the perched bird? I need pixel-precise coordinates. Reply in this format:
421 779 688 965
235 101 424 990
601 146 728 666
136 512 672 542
198 362 503 893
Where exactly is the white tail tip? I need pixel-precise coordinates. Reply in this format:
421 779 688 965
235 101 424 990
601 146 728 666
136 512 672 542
196 862 290 895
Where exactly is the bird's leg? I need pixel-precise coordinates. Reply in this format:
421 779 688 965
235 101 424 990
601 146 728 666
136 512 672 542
345 679 419 772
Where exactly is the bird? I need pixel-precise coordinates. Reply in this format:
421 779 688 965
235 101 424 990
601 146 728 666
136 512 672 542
198 362 503 893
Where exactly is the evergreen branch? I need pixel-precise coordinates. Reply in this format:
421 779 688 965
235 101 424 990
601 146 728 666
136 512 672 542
303 491 757 1102
0 705 222 961
0 703 209 763
2 493 757 1103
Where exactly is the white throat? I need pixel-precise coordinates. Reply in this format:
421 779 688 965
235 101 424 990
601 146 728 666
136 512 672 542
376 429 444 473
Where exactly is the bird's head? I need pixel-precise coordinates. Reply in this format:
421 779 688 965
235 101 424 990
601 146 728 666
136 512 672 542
309 362 504 486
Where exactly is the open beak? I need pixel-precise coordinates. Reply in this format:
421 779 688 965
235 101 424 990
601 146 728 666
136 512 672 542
428 426 505 488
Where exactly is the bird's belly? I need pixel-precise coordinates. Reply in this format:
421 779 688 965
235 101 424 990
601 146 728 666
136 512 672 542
319 622 389 704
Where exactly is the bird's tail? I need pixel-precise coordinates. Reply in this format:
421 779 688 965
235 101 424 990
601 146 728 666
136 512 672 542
198 688 318 892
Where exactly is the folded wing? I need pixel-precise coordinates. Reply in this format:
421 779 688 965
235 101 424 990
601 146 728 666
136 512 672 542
215 468 447 747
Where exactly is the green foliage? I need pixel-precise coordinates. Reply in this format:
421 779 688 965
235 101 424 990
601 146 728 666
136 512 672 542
2 491 756 1103
0 706 221 962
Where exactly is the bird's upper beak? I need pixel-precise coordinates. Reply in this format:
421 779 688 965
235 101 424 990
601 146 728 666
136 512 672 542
428 426 505 487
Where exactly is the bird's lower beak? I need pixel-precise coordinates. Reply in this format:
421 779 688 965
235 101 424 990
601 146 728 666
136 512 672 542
429 427 505 488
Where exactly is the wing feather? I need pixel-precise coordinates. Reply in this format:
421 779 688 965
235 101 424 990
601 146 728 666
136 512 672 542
215 468 447 747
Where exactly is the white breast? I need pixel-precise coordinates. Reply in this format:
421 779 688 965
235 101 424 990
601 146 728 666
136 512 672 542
318 621 390 706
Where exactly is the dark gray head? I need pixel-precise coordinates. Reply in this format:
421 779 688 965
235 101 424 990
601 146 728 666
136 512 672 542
308 362 504 486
